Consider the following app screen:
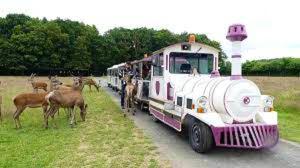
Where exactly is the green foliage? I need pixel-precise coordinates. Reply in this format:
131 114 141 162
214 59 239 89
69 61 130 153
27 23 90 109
242 58 300 76
0 13 222 75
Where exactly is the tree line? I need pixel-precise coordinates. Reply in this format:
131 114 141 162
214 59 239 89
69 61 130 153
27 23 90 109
220 57 300 76
0 14 223 76
1 14 298 76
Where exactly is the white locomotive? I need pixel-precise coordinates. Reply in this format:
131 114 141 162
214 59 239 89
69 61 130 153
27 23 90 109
107 24 279 153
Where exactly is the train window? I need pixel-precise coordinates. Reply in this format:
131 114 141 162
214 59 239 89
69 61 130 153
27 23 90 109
186 98 193 109
177 97 183 106
169 52 213 74
153 53 164 76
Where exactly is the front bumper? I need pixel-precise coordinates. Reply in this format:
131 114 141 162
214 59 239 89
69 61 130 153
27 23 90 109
211 124 279 149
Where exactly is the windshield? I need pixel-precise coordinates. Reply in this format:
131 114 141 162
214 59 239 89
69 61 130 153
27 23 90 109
169 52 213 74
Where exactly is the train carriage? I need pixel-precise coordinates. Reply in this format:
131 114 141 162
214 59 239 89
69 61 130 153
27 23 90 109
110 65 119 91
116 63 126 92
107 67 113 87
131 56 152 109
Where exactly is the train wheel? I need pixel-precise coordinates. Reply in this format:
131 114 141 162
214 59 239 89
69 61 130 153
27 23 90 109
189 120 213 153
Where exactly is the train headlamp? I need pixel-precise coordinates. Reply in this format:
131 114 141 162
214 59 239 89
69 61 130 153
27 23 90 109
263 96 274 112
197 96 208 113
264 96 274 107
198 96 208 107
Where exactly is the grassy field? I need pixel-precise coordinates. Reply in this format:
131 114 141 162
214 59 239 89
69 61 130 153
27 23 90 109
246 76 300 143
0 76 166 168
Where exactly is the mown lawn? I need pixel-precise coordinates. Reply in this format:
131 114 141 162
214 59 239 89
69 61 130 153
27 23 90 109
247 76 300 143
0 76 162 168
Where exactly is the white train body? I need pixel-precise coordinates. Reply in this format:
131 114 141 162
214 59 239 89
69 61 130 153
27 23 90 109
107 25 279 152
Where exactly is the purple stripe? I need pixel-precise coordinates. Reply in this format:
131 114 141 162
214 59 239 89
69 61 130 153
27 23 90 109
164 115 181 130
230 75 243 80
150 107 181 131
150 108 164 121
210 70 220 78
231 55 241 58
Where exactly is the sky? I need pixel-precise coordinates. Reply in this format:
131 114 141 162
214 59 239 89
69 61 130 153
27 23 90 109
1 0 299 61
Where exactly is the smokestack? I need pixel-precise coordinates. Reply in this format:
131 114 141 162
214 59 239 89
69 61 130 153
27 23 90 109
226 24 247 80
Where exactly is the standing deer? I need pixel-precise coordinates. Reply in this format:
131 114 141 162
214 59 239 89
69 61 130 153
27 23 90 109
28 73 48 93
44 77 87 128
12 76 62 129
124 75 138 116
82 77 100 92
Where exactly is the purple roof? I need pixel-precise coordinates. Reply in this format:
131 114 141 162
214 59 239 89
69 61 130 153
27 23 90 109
226 24 248 41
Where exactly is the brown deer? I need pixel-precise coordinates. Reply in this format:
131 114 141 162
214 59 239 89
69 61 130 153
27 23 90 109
12 76 62 129
44 77 87 128
124 75 138 116
82 77 100 92
28 73 48 93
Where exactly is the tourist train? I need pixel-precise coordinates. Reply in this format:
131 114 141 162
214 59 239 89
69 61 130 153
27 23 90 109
106 24 279 153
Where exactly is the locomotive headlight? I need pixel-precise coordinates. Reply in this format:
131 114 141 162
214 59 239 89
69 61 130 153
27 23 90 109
262 96 274 112
265 97 273 107
198 96 208 107
197 96 208 113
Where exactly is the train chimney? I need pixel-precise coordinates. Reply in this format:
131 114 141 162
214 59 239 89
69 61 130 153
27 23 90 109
226 24 247 80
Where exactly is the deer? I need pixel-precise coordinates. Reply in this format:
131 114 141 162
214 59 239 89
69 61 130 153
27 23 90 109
124 75 138 116
28 73 48 93
12 76 62 129
44 77 87 128
82 77 100 92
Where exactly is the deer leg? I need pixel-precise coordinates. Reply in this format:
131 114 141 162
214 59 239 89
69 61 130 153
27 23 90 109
13 107 25 129
44 105 55 128
51 106 59 128
69 107 75 127
94 85 99 92
74 107 77 125
131 98 135 115
89 85 92 92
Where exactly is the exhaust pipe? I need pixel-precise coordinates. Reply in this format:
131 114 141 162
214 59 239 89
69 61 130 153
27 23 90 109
226 24 247 80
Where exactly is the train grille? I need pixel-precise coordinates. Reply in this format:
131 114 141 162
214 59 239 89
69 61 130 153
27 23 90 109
211 124 279 149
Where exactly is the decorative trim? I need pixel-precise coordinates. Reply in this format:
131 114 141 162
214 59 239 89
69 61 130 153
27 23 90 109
230 75 243 80
150 107 181 131
211 124 278 149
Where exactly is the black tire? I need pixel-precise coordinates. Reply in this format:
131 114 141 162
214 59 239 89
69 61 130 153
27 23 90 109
189 120 213 153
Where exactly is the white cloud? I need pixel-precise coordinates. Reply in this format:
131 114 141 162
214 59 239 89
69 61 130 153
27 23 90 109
0 0 299 60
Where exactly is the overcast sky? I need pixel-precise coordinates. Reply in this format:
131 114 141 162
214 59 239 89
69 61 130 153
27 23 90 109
1 0 299 61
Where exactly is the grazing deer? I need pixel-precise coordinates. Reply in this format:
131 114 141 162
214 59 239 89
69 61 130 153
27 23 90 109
83 77 100 92
44 77 87 128
124 75 138 116
12 76 62 129
28 73 48 93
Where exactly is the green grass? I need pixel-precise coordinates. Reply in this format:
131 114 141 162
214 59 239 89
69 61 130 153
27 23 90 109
0 77 162 167
247 77 300 143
